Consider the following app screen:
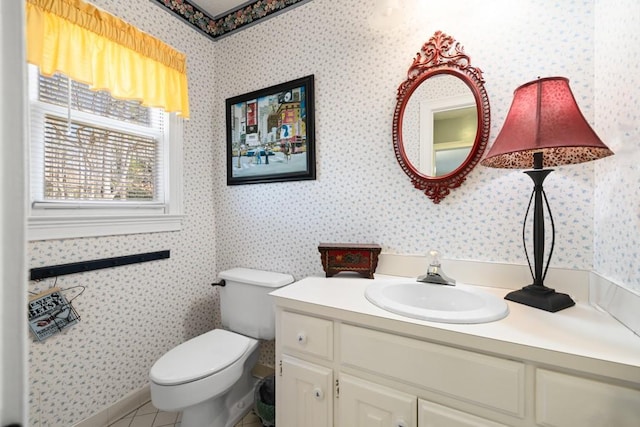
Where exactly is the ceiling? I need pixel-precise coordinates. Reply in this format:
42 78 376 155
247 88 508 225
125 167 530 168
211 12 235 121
191 0 249 18
152 0 311 41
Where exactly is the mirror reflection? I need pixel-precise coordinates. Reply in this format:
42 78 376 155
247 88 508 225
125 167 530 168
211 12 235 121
402 75 478 176
392 30 490 203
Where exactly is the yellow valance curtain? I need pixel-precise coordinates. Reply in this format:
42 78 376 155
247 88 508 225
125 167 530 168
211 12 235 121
26 0 190 118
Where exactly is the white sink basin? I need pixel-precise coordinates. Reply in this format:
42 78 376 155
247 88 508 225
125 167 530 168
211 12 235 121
365 281 509 324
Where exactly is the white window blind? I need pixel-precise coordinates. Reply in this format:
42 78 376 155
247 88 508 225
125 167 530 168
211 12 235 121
28 65 184 240
30 68 165 205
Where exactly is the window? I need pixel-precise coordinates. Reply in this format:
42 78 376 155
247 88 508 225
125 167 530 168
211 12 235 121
28 65 183 240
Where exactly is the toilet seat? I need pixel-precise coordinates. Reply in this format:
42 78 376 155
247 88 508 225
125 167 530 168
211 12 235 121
150 329 251 386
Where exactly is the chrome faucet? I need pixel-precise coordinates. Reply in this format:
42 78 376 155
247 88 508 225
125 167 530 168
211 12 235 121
417 250 456 286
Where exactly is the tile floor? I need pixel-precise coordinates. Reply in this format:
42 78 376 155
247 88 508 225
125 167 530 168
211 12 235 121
108 400 265 427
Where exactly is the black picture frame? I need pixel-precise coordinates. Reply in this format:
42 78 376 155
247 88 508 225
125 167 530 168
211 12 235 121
226 75 316 185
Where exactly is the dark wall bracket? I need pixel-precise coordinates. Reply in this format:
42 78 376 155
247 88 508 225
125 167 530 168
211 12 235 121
30 250 170 281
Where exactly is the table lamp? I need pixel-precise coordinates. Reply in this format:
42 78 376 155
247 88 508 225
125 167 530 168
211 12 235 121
481 77 613 312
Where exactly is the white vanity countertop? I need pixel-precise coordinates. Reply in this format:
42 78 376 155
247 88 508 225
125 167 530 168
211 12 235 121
271 275 640 383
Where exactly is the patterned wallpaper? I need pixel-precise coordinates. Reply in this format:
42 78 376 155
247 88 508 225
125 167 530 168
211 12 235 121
212 0 599 279
27 1 221 425
593 0 640 292
26 0 640 425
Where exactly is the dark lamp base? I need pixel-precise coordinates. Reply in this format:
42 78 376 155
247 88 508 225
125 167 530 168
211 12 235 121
505 284 575 312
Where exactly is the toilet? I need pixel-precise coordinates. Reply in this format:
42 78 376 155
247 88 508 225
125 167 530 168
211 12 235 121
149 267 294 427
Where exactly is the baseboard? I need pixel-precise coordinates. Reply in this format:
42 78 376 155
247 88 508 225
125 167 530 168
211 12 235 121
71 385 150 427
252 363 275 379
72 363 274 427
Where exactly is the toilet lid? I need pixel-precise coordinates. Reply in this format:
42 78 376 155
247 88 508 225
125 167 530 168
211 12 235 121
150 329 252 386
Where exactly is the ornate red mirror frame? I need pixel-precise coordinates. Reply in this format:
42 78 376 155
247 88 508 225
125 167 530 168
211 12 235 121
392 31 490 203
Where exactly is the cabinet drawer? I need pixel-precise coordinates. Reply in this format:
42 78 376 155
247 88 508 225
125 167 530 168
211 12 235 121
340 324 525 417
281 311 333 360
536 369 640 427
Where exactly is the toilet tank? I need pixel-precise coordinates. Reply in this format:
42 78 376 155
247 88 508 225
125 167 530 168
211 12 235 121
218 267 294 340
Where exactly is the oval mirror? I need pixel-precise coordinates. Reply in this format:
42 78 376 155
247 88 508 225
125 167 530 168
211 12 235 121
393 31 490 203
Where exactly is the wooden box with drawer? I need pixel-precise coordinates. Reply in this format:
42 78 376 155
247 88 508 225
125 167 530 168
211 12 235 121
318 243 381 279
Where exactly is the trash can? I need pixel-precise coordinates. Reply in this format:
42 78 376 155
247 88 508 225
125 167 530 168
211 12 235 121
254 374 276 426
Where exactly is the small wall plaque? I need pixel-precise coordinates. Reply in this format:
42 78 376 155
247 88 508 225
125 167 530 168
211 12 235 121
318 243 382 279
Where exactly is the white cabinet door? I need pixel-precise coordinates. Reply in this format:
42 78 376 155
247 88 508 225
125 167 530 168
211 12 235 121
339 373 417 427
418 399 508 427
278 355 333 427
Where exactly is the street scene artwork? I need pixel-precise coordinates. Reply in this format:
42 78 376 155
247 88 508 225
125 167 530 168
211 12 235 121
226 75 315 184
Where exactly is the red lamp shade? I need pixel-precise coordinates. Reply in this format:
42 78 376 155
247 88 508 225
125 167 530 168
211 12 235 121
481 77 613 169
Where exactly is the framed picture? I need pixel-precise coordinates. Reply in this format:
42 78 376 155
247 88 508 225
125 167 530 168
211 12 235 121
226 75 316 185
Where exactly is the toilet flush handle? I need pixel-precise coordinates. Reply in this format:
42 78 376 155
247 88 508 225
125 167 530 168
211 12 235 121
210 280 226 287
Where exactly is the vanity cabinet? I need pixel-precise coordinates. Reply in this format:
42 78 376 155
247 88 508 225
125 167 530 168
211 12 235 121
276 311 516 426
272 277 640 427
